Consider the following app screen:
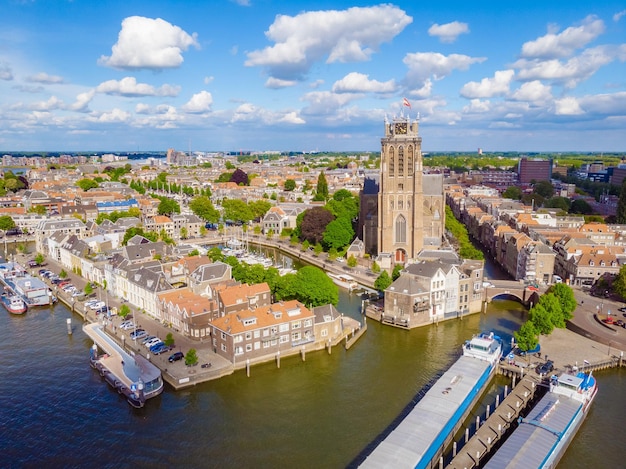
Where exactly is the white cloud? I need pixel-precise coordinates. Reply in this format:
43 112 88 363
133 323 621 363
521 15 605 59
96 77 180 97
408 79 433 98
613 10 626 22
98 16 199 70
265 77 298 89
203 76 214 85
25 72 64 84
578 91 626 114
428 21 469 43
30 96 64 111
245 5 411 80
509 81 552 103
554 96 584 115
69 89 96 112
514 45 619 88
92 108 131 123
279 111 305 124
0 62 13 80
181 91 213 113
403 52 486 89
460 70 515 98
300 90 360 116
463 99 491 113
332 72 396 93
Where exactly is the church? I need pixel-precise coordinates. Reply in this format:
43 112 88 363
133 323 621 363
359 113 445 265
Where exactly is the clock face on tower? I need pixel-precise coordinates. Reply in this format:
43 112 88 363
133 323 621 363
395 122 407 134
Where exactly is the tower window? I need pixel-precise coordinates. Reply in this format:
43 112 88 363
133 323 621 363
395 215 407 243
398 146 405 177
389 147 395 176
408 146 414 175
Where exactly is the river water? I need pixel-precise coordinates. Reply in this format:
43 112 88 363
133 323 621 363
1 247 624 468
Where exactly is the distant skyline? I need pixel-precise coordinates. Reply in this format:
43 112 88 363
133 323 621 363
1 1 625 152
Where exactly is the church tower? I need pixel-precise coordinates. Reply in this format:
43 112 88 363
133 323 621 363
377 115 425 264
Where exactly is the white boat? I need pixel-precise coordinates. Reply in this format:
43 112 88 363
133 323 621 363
2 293 27 314
328 273 359 291
463 331 503 365
484 371 597 469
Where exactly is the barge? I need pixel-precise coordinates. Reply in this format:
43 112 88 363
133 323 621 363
484 371 597 469
1 292 27 314
0 262 54 307
84 323 164 408
358 332 502 469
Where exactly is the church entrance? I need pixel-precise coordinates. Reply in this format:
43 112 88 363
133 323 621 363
394 249 406 264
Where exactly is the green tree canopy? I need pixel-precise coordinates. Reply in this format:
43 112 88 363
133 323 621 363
570 199 593 215
528 303 554 335
547 283 576 319
248 199 272 221
514 321 539 352
222 198 254 224
502 186 522 200
185 348 198 366
118 304 131 319
284 179 296 191
122 227 158 246
157 198 181 216
189 196 220 223
544 196 571 211
294 266 339 306
374 270 392 291
533 180 554 198
612 264 626 300
76 178 100 191
313 172 329 201
0 215 16 230
322 216 354 250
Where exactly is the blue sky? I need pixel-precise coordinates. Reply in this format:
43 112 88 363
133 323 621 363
1 0 625 153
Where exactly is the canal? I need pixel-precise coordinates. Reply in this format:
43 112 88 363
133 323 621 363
1 245 624 468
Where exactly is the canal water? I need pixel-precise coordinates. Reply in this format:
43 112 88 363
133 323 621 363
1 246 624 467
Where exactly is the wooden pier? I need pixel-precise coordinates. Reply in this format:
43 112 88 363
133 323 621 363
444 374 543 469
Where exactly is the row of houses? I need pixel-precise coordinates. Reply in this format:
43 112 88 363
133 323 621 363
36 219 350 363
446 184 626 286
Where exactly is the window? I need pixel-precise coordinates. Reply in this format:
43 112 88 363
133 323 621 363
245 344 252 352
408 146 414 175
321 329 328 337
245 332 252 340
254 330 260 339
292 320 301 329
395 215 407 243
398 146 404 176
280 335 289 344
292 331 301 341
304 319 312 327
235 346 243 355
263 328 269 337
254 342 260 350
234 335 243 343
221 344 227 352
279 323 289 332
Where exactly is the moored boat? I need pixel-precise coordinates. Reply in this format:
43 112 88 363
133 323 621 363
328 273 359 292
484 371 597 469
1 293 27 314
357 332 502 468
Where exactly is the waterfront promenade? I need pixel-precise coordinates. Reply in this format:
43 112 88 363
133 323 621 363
14 248 364 389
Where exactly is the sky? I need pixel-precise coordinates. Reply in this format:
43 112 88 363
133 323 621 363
1 0 625 153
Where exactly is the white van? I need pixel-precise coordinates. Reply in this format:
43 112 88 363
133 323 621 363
553 275 563 284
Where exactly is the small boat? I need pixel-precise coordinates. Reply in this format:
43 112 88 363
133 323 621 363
1 293 27 314
328 273 359 292
484 371 597 469
463 331 503 365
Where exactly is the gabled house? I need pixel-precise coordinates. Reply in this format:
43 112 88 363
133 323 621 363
157 288 218 339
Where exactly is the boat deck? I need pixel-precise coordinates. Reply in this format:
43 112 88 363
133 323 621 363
359 355 494 469
483 390 583 468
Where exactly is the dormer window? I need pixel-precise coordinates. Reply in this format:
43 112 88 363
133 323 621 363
589 261 594 266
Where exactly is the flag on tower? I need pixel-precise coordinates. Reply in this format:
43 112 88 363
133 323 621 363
403 97 411 108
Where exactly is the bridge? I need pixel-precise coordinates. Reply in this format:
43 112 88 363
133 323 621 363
484 280 544 307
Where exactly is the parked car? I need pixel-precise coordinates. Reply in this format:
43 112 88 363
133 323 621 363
168 352 184 363
151 344 172 355
536 360 554 375
144 338 162 348
89 301 105 310
130 329 147 340
149 342 166 353
141 335 157 345
120 322 135 330
618 306 626 313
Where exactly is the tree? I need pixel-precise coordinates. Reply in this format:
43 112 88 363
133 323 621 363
76 178 99 191
295 266 339 306
392 265 403 281
514 321 539 352
314 243 323 256
158 198 180 216
164 332 175 347
313 172 329 201
122 227 158 246
528 304 553 335
118 304 131 319
347 254 357 268
284 179 296 191
547 283 576 319
0 215 16 231
189 196 220 223
374 270 392 291
188 248 200 256
185 348 198 366
570 199 593 215
614 264 626 300
83 283 94 297
249 199 272 220
34 253 45 265
371 261 381 273
322 216 354 250
533 180 554 198
59 269 68 279
544 196 571 211
538 293 566 329
300 207 334 244
28 205 47 215
222 198 254 224
502 186 522 200
230 168 249 186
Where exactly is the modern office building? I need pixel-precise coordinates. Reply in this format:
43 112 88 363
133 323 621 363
517 157 552 184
